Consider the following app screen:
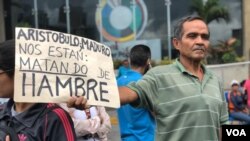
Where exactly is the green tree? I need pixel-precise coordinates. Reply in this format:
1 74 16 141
207 38 242 64
190 0 230 23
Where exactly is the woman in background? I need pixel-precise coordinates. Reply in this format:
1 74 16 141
60 103 111 141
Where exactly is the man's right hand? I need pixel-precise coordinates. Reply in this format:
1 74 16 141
67 96 88 110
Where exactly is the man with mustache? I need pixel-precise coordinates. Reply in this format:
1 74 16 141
68 15 229 141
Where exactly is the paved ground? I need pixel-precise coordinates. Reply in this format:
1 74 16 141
106 108 121 141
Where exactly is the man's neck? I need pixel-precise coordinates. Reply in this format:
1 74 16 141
130 66 145 75
14 102 35 113
179 57 204 81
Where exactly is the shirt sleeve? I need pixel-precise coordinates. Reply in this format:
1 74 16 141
46 107 76 141
59 104 106 137
127 70 158 112
73 115 101 136
96 106 111 141
219 82 229 125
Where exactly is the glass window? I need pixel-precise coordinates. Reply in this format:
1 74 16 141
5 0 243 58
37 0 66 33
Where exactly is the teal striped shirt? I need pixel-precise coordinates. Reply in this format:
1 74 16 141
128 59 228 141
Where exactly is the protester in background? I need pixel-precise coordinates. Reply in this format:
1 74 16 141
228 80 250 124
0 40 76 141
244 78 250 108
116 45 155 141
60 104 111 141
239 79 247 104
240 80 246 93
67 15 229 141
116 59 130 79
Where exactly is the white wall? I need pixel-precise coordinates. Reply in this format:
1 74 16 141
207 61 250 90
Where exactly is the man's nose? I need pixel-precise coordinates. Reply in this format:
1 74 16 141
195 35 207 45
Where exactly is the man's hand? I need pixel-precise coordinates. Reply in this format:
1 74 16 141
67 96 88 110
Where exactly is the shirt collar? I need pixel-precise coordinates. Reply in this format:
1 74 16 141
174 58 213 77
174 59 187 73
128 69 143 76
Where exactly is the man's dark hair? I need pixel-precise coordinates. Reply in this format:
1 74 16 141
240 80 246 87
129 44 151 67
0 40 15 77
173 15 209 39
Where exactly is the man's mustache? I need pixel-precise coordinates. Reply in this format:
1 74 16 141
193 45 205 52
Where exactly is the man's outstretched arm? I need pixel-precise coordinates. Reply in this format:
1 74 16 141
119 87 139 105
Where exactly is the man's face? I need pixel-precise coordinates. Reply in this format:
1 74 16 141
232 84 239 92
173 20 210 61
0 69 14 98
123 60 129 68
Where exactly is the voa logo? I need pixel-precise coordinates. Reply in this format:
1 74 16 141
226 129 246 136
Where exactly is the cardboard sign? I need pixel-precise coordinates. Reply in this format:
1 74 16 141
14 28 120 108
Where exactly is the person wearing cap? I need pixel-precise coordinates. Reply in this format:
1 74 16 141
228 80 250 124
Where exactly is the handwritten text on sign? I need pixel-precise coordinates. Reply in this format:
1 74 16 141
14 28 120 108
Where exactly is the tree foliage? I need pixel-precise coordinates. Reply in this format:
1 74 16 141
207 38 242 64
190 0 230 23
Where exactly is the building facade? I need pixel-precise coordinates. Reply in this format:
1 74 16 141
243 0 250 60
0 0 248 61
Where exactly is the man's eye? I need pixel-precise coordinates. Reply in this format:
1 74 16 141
187 33 198 38
187 33 210 40
201 34 210 40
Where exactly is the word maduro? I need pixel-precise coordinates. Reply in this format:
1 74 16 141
21 72 109 102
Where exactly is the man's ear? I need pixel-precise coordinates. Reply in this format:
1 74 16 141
147 59 152 69
172 38 180 51
146 59 150 64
